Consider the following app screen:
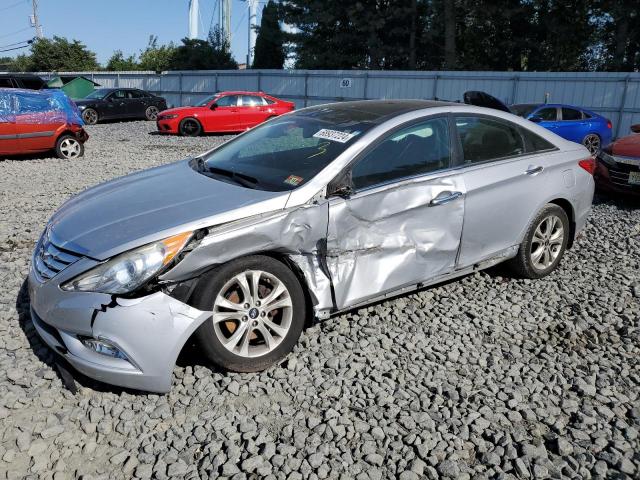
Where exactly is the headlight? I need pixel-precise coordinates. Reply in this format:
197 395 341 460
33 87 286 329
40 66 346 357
160 114 178 119
61 231 192 294
77 105 86 110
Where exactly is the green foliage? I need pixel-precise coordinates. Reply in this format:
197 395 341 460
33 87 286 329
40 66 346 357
252 1 285 69
168 27 237 70
138 36 177 72
106 50 139 71
17 36 99 72
281 0 640 71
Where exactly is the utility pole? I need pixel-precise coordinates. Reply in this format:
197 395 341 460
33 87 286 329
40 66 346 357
189 0 199 39
31 0 43 38
247 0 257 67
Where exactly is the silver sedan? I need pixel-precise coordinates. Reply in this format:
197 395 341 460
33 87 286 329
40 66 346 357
29 100 595 392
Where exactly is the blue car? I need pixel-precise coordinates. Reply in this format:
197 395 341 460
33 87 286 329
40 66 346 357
510 103 612 155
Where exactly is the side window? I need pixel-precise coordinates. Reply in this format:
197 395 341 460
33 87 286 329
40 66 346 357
0 78 13 88
241 95 265 107
264 97 276 105
519 127 556 153
215 95 239 107
562 107 582 121
455 116 525 164
110 90 126 100
352 117 451 190
535 107 558 121
0 92 13 118
127 90 144 99
15 93 53 114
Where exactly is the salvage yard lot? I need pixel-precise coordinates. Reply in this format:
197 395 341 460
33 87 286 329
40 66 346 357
0 121 639 479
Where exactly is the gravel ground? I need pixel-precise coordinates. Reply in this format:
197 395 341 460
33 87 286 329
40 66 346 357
0 120 639 480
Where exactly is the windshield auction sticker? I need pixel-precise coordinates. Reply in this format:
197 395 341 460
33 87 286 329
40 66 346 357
313 129 357 143
284 175 304 186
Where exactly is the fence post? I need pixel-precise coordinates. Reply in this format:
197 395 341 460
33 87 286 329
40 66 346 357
511 74 519 104
616 75 630 139
304 72 309 107
432 74 439 100
363 72 369 100
116 73 120 88
215 72 219 92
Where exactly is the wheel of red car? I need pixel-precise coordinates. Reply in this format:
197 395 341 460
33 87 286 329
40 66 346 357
582 133 601 155
82 108 98 125
145 106 159 121
55 135 84 159
179 118 202 137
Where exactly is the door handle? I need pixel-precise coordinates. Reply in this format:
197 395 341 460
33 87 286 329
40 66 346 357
525 166 544 176
429 191 463 206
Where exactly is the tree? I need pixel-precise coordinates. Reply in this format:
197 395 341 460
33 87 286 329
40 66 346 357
252 1 285 69
168 27 237 70
22 36 99 71
138 36 177 72
106 50 139 71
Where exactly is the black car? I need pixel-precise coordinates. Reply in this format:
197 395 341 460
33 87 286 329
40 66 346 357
0 74 46 90
74 88 168 124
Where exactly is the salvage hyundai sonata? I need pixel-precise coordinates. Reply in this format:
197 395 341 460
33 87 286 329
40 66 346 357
29 100 595 392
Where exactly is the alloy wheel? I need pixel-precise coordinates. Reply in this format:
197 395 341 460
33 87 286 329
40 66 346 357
146 106 159 121
82 109 98 125
212 270 293 358
181 119 200 136
583 134 600 155
530 214 564 271
59 138 81 159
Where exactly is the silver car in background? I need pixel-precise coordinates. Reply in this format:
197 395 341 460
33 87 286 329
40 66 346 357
29 100 595 392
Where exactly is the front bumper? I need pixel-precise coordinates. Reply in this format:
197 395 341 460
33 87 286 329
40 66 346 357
595 158 640 197
28 263 209 393
156 117 180 134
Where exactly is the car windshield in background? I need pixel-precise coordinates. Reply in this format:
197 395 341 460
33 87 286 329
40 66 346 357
84 89 111 100
196 93 220 106
200 110 375 191
510 104 540 118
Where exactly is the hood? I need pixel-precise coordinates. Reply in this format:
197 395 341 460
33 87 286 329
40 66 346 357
74 98 102 107
48 160 288 260
463 91 511 113
611 132 640 157
159 106 207 116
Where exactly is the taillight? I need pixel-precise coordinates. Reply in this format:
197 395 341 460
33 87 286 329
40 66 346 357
607 120 612 129
578 157 596 175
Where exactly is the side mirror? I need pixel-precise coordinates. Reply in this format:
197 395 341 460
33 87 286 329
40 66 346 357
529 115 543 123
210 103 217 110
327 173 353 199
631 124 640 134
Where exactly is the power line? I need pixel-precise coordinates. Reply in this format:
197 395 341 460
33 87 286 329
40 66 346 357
0 43 31 53
0 27 31 40
0 38 33 49
0 0 27 13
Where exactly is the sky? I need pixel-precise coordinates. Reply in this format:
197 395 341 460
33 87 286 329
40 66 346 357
0 0 266 65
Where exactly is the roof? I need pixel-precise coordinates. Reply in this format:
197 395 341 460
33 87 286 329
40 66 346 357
302 99 458 124
55 75 101 86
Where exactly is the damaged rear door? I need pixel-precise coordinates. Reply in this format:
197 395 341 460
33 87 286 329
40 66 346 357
326 115 465 309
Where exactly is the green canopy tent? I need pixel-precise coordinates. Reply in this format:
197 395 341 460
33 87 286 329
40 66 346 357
47 75 100 99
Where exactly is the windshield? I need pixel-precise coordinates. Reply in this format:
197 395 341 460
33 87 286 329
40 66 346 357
200 109 376 191
84 89 110 100
196 93 220 107
510 104 540 118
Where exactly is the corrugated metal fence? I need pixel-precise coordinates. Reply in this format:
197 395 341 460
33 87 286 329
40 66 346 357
39 70 640 138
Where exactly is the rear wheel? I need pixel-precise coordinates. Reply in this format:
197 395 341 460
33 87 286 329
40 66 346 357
192 256 306 372
145 105 159 121
82 108 98 125
508 204 569 279
179 118 202 136
55 135 84 159
582 133 601 155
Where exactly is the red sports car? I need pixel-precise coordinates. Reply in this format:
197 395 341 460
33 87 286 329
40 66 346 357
156 91 295 136
0 88 88 159
595 124 640 196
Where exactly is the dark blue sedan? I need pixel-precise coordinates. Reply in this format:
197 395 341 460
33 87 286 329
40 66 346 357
511 103 612 155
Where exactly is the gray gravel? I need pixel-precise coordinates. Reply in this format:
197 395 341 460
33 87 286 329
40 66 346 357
1 120 639 479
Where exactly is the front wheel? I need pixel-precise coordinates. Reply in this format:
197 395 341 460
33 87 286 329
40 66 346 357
82 108 98 125
508 204 569 279
55 135 84 159
192 255 307 372
179 118 202 136
582 133 601 155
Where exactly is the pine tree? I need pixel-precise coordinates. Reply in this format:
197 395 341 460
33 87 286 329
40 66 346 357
252 1 285 69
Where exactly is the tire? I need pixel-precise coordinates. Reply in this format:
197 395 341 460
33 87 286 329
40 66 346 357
82 108 98 125
192 255 307 372
508 204 569 279
145 105 159 121
55 135 84 159
179 118 202 136
582 133 601 155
